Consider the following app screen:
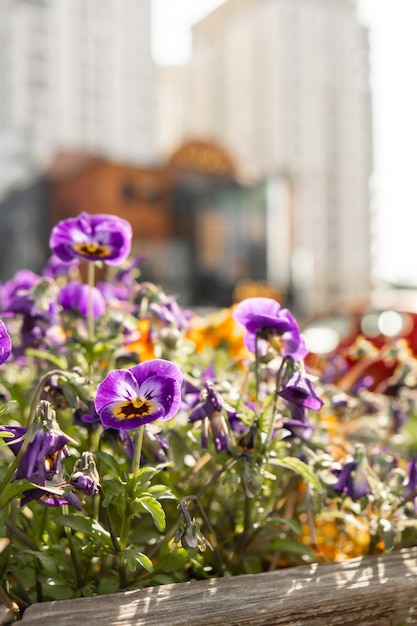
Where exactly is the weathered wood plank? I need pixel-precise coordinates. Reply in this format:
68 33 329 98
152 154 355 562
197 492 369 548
20 548 417 626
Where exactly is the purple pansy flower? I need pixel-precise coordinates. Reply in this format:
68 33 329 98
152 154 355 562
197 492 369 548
59 281 106 319
0 320 11 364
95 358 183 430
277 372 324 413
69 452 100 497
0 406 73 507
276 372 323 441
0 422 70 486
332 458 371 501
281 418 315 441
189 382 231 454
49 212 132 265
42 254 80 280
0 269 41 312
149 296 193 331
233 297 307 360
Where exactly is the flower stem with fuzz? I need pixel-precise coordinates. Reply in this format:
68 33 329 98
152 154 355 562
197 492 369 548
87 261 96 342
132 426 144 480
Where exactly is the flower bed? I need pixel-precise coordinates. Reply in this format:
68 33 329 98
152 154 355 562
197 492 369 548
1 212 417 622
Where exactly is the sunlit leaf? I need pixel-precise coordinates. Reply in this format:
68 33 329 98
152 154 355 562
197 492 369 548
269 456 324 494
137 495 166 532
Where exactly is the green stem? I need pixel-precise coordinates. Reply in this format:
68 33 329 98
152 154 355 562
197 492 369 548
132 426 144 480
265 356 289 451
119 428 144 554
87 261 95 343
2 515 40 552
254 331 260 410
101 504 128 589
62 504 83 589
119 510 130 551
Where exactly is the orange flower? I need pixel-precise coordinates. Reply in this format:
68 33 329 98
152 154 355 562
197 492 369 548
300 513 372 562
124 318 155 362
186 307 249 361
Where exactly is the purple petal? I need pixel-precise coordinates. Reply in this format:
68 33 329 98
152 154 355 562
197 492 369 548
0 320 11 364
59 282 105 318
233 297 282 327
129 359 183 388
95 369 140 415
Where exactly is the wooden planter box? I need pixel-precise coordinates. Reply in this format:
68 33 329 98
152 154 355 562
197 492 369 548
16 547 417 625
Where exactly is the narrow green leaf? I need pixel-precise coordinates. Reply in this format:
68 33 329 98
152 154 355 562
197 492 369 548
25 348 67 369
264 517 302 535
0 401 17 418
0 431 13 439
270 456 324 494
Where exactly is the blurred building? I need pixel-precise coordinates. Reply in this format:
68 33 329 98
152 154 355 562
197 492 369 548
0 0 154 198
0 143 271 308
157 0 373 317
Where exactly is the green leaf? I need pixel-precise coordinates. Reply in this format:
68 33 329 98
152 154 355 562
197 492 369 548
0 431 13 439
270 456 324 494
258 393 276 432
0 478 35 509
0 401 17 418
25 348 68 370
95 451 124 475
137 495 166 532
134 466 158 487
19 549 57 573
121 547 153 573
42 583 76 601
147 484 176 499
266 517 302 535
270 535 316 558
59 380 79 408
54 514 112 543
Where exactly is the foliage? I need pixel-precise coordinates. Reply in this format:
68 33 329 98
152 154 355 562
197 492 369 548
0 213 417 618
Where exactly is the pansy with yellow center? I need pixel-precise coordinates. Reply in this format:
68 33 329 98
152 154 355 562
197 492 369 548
49 212 132 265
94 358 183 430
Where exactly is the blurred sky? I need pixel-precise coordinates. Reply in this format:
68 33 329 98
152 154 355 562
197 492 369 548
151 0 417 288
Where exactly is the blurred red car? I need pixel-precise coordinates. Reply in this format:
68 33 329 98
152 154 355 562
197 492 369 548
301 289 417 393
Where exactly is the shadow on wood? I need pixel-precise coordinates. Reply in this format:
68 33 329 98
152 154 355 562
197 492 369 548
19 547 417 625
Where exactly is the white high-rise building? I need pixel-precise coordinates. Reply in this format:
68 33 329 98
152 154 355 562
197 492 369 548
157 0 373 316
0 0 155 186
